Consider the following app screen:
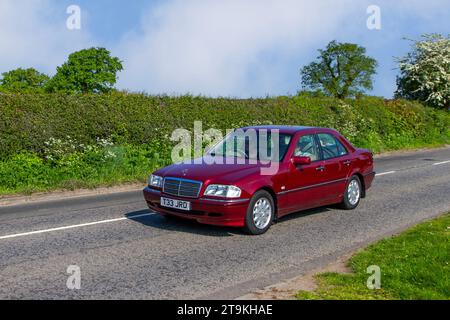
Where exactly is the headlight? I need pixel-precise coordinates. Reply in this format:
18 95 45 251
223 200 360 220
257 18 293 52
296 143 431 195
204 185 241 198
149 174 163 188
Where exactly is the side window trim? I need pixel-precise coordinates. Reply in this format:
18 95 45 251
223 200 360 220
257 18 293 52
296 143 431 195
313 134 324 161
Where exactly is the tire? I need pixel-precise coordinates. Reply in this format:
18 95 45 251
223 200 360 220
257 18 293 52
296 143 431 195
341 175 362 210
244 190 275 235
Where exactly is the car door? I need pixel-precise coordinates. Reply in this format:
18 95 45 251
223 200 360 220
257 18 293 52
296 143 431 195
284 133 326 213
316 132 351 201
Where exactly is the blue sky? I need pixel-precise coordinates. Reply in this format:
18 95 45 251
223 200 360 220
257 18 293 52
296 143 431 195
0 0 449 98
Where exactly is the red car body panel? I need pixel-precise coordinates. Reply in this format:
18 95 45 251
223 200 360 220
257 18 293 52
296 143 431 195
143 126 375 227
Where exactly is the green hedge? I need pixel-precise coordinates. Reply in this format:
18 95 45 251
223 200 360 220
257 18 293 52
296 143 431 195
0 92 449 194
1 92 449 159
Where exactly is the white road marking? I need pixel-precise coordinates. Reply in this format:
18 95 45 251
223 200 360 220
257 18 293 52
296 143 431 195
2 158 449 241
376 171 396 176
0 213 153 241
432 160 450 166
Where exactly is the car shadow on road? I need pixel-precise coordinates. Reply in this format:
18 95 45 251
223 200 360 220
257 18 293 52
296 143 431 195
125 209 243 237
276 206 334 224
125 205 333 237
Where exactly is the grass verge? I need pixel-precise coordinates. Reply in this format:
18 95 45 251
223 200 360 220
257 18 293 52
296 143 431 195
296 213 450 300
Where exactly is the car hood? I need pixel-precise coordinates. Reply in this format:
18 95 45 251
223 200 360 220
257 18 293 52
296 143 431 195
154 156 262 184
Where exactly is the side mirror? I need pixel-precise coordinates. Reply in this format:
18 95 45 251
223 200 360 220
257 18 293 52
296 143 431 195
291 156 311 166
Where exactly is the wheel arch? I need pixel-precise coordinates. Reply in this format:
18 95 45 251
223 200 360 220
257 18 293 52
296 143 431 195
352 172 366 198
256 186 278 216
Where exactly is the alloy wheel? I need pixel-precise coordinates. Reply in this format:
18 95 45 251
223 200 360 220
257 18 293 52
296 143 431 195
347 179 360 206
252 197 272 230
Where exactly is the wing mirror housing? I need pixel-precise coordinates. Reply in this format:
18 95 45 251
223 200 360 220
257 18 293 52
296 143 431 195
291 156 311 166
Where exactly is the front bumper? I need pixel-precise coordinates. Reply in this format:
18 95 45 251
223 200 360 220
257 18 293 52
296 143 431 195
143 187 249 227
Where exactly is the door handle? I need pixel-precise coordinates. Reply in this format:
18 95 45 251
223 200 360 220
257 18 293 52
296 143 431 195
342 160 351 166
315 165 325 172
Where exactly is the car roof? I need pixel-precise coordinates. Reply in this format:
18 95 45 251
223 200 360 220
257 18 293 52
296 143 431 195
239 125 330 134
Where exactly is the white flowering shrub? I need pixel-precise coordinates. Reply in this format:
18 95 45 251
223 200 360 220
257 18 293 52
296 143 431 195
396 34 450 110
334 103 367 142
43 136 116 166
43 136 81 163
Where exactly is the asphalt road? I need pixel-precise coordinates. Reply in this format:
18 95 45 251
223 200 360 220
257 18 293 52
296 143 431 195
0 147 449 299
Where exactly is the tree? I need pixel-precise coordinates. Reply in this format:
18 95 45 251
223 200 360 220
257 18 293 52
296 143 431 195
395 34 449 110
300 41 378 99
0 68 49 93
46 47 123 94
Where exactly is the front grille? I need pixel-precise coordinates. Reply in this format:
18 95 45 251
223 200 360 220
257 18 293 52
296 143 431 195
163 177 202 198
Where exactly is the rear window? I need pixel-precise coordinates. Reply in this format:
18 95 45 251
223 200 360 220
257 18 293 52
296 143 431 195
317 133 348 159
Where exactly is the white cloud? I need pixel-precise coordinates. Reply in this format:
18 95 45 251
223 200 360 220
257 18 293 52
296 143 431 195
1 0 448 97
117 0 361 97
0 0 94 76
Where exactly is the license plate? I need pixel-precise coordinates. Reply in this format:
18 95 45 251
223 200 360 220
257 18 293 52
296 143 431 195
160 197 191 211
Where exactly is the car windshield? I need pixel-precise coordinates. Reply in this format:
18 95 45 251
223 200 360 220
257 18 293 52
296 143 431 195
208 130 292 162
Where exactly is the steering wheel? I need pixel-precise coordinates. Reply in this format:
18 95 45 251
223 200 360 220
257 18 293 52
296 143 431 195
322 147 335 158
302 142 313 154
235 149 249 159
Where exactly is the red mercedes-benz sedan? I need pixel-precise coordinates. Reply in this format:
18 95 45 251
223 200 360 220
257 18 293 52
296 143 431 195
143 126 375 235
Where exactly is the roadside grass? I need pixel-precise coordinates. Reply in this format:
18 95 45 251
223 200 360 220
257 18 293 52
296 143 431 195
296 214 450 300
0 144 171 196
